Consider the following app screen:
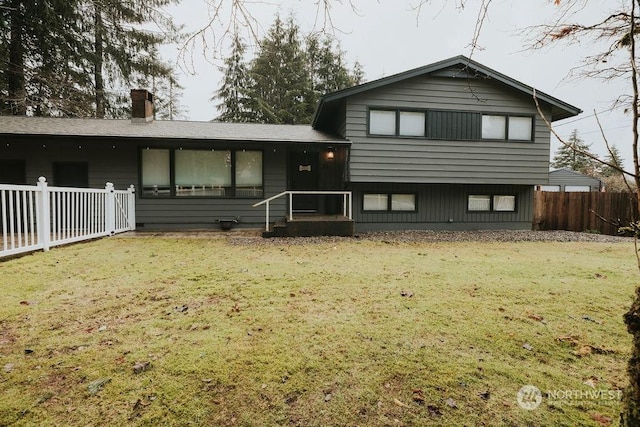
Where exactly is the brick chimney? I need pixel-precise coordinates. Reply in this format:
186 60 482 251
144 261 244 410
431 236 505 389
131 89 154 123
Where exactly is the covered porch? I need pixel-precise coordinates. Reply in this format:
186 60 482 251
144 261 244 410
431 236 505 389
253 144 354 237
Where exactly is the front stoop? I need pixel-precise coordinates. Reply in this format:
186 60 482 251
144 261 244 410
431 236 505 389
263 215 354 238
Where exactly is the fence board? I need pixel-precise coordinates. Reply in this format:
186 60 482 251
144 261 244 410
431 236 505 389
534 191 638 235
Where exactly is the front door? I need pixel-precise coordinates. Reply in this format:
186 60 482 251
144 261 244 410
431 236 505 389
289 151 319 212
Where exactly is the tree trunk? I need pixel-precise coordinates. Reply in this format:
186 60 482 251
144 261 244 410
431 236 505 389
94 1 105 118
7 0 26 115
622 1 640 425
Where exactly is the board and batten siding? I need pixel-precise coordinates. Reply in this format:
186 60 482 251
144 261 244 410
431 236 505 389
345 75 553 185
352 183 534 231
1 136 287 229
135 146 286 228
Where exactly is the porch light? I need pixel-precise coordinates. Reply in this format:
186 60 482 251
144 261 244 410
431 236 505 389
326 148 335 160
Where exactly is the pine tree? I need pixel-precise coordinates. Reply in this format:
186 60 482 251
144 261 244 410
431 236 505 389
601 144 625 177
85 0 182 118
215 17 363 124
247 15 314 124
551 129 597 175
215 35 253 122
0 0 183 118
307 34 362 99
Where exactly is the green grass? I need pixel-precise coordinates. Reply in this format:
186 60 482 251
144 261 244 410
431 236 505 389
0 236 636 426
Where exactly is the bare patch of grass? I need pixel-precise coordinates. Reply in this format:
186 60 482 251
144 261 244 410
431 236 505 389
0 236 635 426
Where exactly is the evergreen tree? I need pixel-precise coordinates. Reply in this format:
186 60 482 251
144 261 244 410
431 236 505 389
551 129 597 175
601 144 625 177
306 34 362 101
215 35 253 122
0 0 183 118
246 15 314 124
84 0 181 118
214 17 363 124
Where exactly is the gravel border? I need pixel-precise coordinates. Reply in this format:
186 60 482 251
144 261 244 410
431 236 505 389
224 229 634 246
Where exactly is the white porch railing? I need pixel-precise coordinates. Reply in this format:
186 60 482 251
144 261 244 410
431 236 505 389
1 177 136 258
252 190 352 232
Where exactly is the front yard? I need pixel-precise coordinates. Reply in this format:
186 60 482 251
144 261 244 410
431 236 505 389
0 233 636 426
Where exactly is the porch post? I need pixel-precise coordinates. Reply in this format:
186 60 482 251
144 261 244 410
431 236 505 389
105 182 115 235
37 177 51 251
127 185 136 231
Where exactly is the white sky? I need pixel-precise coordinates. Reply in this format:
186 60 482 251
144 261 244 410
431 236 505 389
159 0 634 171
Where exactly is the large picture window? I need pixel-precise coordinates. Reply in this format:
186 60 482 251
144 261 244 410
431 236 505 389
141 148 263 198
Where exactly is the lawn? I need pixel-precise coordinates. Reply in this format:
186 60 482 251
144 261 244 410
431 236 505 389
0 234 637 426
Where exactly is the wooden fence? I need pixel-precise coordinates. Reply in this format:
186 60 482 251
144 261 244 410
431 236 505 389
533 191 638 235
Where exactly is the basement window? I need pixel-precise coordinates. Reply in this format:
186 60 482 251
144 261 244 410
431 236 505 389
363 193 416 212
468 194 516 212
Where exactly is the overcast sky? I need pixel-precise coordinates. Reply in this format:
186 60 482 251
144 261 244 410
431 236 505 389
160 1 633 171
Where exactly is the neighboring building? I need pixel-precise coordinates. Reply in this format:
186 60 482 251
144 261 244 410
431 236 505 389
538 168 602 192
0 56 581 235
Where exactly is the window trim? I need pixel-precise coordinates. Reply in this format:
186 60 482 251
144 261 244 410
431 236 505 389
367 107 535 143
362 192 417 212
467 194 518 213
481 113 534 142
139 147 264 199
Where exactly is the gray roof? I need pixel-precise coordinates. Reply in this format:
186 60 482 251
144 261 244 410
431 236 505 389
0 116 348 144
313 55 582 128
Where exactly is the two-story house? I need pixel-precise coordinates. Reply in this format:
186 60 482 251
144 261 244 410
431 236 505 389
0 55 581 235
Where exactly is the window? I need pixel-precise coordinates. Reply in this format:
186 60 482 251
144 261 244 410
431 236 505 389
53 162 88 188
539 185 560 192
141 148 263 198
509 116 533 140
564 185 591 192
399 111 425 137
175 150 231 196
493 195 516 211
368 108 533 142
0 159 26 184
391 194 416 211
363 193 416 212
468 194 516 212
236 150 263 197
481 115 506 139
363 194 388 211
369 110 396 135
482 115 533 141
142 149 170 196
468 195 491 211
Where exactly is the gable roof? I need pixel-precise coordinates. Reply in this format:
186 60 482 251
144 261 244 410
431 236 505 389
312 55 582 128
0 116 348 145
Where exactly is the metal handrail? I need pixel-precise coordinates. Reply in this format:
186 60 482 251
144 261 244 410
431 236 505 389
252 190 352 232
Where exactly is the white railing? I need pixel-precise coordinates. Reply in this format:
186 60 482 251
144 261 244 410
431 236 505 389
252 190 352 232
1 177 136 258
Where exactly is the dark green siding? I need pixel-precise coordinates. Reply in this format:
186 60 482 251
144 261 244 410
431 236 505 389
346 75 552 185
1 136 287 229
352 183 534 232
